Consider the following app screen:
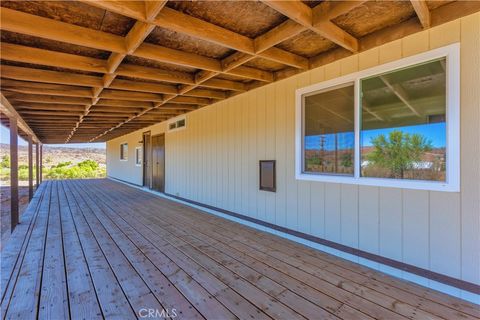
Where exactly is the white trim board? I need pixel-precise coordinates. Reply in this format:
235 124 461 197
109 176 479 305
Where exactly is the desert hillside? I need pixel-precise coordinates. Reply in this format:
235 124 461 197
0 143 105 166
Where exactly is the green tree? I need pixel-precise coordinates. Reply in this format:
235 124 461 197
367 130 432 179
1 155 10 168
340 153 352 168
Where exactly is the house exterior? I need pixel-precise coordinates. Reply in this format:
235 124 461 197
2 0 479 310
107 13 480 303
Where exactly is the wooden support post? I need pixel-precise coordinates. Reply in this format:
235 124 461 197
35 142 40 187
10 118 19 231
39 144 43 184
28 135 33 201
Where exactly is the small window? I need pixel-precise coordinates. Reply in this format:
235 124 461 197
168 116 187 132
135 147 142 166
259 160 276 192
120 143 128 161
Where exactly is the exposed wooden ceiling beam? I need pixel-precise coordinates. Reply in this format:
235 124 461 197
109 79 178 95
1 43 108 73
0 7 126 53
8 94 93 105
3 83 166 104
153 7 309 69
99 89 163 102
1 7 282 81
261 0 359 52
15 104 87 112
135 43 221 72
229 66 274 82
64 2 167 142
200 79 246 92
169 96 210 105
0 65 181 96
0 79 90 91
410 1 431 29
0 65 103 87
254 19 305 53
96 99 154 108
312 1 367 24
2 86 93 98
79 0 146 20
186 89 226 100
18 110 84 117
156 7 255 54
115 64 195 85
0 94 40 143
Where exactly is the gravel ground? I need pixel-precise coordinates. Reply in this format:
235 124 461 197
1 185 30 250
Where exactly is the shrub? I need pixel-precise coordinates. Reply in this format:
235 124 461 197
1 155 10 168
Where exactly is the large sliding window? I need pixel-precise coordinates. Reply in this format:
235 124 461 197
296 44 459 191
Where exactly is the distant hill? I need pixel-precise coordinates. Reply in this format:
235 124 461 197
0 143 105 167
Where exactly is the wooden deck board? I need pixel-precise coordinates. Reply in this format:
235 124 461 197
57 181 103 320
1 182 45 306
106 180 480 319
1 179 478 320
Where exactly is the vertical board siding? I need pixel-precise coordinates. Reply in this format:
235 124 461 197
274 79 287 228
340 184 359 248
379 188 403 261
106 13 480 286
358 186 380 254
324 183 341 243
402 189 430 269
460 13 480 285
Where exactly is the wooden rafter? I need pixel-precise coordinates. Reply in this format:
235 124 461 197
261 0 359 52
410 1 431 29
0 94 40 143
0 0 478 143
88 1 362 141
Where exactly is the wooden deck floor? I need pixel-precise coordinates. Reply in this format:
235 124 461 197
1 179 479 320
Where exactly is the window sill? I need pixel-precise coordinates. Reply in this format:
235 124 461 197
296 173 459 192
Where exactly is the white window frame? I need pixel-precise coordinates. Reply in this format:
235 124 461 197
167 115 187 133
135 146 142 167
295 43 460 192
120 142 128 161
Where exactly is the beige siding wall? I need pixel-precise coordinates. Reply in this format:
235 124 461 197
106 13 480 287
106 122 167 185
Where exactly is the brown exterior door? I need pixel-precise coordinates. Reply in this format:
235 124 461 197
151 134 165 192
143 131 151 188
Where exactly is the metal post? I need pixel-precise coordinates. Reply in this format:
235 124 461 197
10 118 19 231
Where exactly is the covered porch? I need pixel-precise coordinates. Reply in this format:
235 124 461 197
1 179 478 319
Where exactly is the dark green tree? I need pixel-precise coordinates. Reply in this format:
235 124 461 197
340 153 353 168
367 130 432 179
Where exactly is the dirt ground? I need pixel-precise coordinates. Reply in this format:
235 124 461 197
1 186 30 250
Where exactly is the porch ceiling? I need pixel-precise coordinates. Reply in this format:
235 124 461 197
0 1 479 144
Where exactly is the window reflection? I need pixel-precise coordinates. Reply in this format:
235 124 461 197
360 58 446 181
303 84 355 175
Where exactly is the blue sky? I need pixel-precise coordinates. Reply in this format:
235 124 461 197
0 124 106 149
306 122 446 150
